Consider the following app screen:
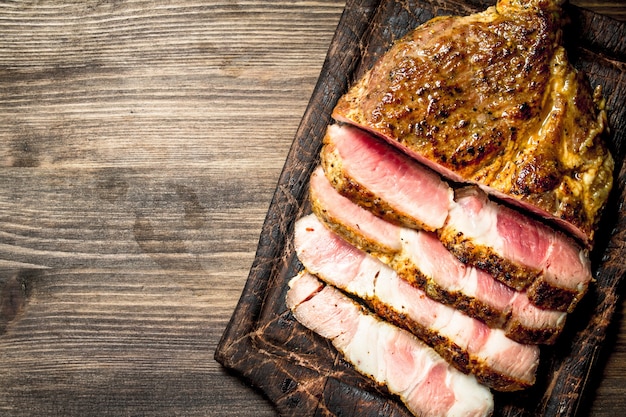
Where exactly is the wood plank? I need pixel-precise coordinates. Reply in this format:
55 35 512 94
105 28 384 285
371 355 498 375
572 0 626 20
0 1 341 169
0 268 276 416
0 1 344 416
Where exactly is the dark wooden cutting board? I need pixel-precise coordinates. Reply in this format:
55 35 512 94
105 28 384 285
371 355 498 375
215 0 626 416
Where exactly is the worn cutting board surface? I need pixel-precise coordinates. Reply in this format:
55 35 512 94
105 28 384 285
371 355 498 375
215 0 626 416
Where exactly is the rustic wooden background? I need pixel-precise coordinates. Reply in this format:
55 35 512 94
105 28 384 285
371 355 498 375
0 1 623 416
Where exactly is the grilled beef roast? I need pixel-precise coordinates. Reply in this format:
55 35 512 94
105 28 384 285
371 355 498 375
332 0 613 247
287 272 495 417
294 214 540 390
284 0 615 410
310 166 567 344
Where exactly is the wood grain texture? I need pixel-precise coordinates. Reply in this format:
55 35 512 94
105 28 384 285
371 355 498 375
0 1 344 416
0 0 623 416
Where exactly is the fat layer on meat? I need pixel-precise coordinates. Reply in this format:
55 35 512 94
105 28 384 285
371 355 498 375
287 271 495 417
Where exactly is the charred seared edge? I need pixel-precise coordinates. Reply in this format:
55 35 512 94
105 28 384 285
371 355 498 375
504 315 563 346
436 229 588 313
310 169 400 258
440 186 591 313
286 272 495 417
526 278 584 313
389 253 507 328
438 224 585 312
294 214 540 391
437 228 540 291
320 124 453 233
312 201 378 255
389 242 564 345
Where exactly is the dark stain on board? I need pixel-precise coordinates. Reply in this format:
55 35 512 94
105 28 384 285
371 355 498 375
175 184 207 230
133 183 208 271
96 171 130 203
0 270 39 335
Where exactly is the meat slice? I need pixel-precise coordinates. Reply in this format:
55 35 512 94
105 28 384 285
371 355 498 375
440 186 592 312
331 0 613 247
320 123 453 232
310 168 567 344
286 272 495 417
294 214 540 391
309 165 402 256
398 227 567 344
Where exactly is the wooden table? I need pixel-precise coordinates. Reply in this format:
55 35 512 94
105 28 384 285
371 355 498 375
0 1 623 416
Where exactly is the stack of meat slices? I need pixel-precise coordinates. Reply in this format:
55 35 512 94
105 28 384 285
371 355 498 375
286 123 592 416
284 0 613 415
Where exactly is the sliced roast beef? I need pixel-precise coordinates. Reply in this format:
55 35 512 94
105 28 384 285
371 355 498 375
440 186 592 312
309 169 567 344
287 272 495 417
397 227 567 344
309 165 402 256
320 123 453 232
294 214 540 391
320 122 590 312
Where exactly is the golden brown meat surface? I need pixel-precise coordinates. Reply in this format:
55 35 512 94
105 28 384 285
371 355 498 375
332 0 613 246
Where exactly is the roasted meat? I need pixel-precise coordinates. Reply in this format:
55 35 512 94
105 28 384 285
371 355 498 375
283 0 615 409
320 122 591 312
332 0 613 246
294 214 540 390
321 123 453 232
309 165 402 257
440 186 592 312
287 272 495 417
310 166 567 344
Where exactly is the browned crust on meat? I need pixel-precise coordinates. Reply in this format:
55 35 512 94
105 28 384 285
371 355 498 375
504 317 563 345
390 253 509 328
526 276 586 312
331 2 613 246
438 226 584 313
370 298 535 392
393 251 565 345
437 227 540 290
310 186 399 259
320 140 437 233
314 209 562 344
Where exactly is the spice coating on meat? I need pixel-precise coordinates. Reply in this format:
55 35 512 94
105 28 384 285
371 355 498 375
321 124 453 232
310 165 403 257
440 186 592 312
332 0 613 246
